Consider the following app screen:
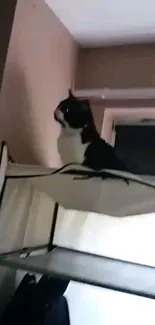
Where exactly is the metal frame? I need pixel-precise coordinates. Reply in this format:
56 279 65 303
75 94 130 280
0 201 59 258
1 243 155 300
48 202 59 252
1 199 155 300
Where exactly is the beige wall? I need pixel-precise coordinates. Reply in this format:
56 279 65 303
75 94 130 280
76 44 155 89
0 0 77 166
91 102 104 134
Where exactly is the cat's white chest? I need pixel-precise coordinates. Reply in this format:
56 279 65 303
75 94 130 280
58 131 88 165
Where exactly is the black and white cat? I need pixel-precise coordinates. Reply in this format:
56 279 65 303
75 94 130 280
54 90 127 173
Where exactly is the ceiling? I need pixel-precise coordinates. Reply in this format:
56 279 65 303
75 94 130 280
45 0 155 46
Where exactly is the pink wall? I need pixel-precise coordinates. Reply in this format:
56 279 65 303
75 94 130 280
76 44 155 89
91 102 105 134
0 0 77 166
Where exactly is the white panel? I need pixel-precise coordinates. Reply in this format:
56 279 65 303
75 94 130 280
27 167 155 217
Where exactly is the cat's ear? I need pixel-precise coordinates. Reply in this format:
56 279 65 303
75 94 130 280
69 89 74 98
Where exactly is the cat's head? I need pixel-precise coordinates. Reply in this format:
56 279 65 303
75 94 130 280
54 89 93 130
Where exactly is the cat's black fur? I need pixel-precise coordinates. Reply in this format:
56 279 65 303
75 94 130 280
54 90 128 173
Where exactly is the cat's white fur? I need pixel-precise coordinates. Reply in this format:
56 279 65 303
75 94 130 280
56 108 89 165
58 128 89 165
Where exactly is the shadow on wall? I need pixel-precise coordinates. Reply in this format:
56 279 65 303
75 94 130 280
0 63 42 164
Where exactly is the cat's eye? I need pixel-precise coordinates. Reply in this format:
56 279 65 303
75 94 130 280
66 108 69 113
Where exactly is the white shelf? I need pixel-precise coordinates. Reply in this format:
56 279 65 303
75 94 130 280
74 88 155 100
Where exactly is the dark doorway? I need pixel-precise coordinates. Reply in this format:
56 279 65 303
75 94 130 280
115 124 155 175
0 0 17 91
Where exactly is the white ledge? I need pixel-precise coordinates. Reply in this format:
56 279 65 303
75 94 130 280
74 88 155 100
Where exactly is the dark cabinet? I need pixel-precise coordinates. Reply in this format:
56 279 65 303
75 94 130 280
115 125 155 175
